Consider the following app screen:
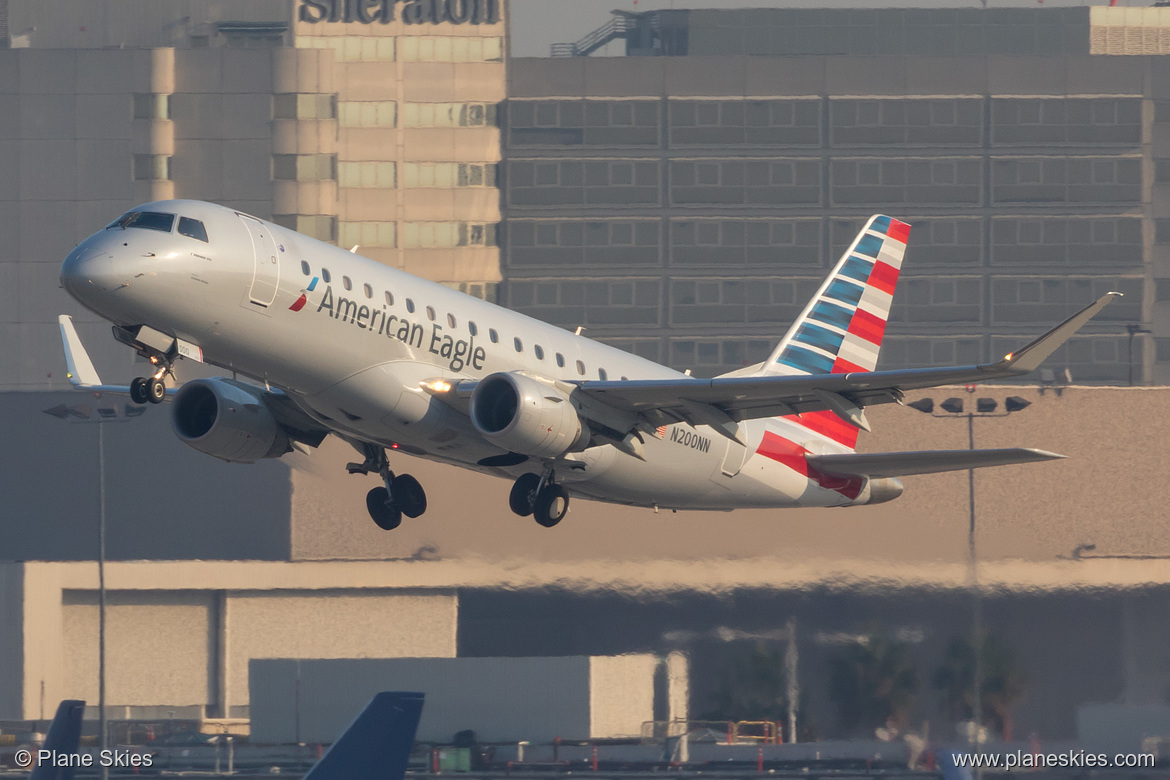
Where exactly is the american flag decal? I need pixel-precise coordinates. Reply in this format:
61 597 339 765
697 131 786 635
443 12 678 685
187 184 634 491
655 425 667 439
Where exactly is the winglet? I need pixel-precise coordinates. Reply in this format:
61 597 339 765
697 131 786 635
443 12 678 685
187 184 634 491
58 315 103 387
995 292 1122 374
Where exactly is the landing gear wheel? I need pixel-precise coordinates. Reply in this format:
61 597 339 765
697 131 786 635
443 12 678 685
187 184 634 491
533 484 569 528
509 473 541 517
129 377 149 405
146 376 167 404
392 474 427 518
366 486 402 530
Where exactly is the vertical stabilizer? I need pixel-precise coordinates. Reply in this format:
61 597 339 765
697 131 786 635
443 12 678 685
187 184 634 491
302 692 425 780
29 700 85 780
765 215 910 377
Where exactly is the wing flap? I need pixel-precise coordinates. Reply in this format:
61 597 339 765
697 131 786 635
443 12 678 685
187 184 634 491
807 447 1066 478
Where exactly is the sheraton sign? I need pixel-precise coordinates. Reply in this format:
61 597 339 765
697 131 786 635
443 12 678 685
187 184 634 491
299 0 500 24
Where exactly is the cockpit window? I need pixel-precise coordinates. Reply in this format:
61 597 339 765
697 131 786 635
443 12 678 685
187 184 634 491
106 211 175 233
178 217 208 242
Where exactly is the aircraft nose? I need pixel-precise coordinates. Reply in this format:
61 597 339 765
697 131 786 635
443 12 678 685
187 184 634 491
60 237 120 300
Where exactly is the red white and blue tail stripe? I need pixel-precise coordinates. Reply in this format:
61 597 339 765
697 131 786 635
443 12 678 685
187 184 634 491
765 215 909 377
758 215 910 452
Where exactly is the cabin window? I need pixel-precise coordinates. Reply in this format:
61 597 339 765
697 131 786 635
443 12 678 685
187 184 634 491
468 321 478 336
178 217 208 242
534 345 544 360
576 360 586 376
363 283 373 299
342 276 352 291
406 298 415 313
385 290 394 306
321 268 332 283
426 306 436 321
598 368 608 380
514 337 523 352
300 261 310 275
489 329 498 343
556 353 565 368
447 313 457 328
621 376 628 381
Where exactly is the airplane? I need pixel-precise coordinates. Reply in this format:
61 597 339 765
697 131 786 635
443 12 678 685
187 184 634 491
302 691 424 780
27 699 85 780
59 200 1118 530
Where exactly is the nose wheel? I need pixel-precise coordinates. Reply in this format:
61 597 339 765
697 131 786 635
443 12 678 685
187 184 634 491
349 445 428 530
510 471 570 527
130 375 168 405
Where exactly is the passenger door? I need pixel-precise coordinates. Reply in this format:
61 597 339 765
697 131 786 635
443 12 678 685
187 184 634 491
239 215 280 307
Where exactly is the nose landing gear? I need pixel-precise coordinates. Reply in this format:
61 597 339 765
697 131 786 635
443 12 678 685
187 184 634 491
509 470 570 528
349 445 428 530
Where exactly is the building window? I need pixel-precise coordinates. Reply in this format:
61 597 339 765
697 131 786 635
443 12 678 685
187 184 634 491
399 36 503 62
401 222 498 248
133 155 172 181
402 102 498 128
339 101 397 128
296 35 396 61
273 154 336 181
339 222 397 248
402 162 498 188
133 93 171 120
338 161 397 188
273 93 336 120
273 215 336 242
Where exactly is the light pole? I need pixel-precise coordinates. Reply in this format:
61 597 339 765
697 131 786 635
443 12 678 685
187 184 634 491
44 401 141 779
1126 324 1151 386
908 393 1032 744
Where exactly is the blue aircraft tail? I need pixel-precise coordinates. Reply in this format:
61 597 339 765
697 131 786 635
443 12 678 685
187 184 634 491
302 692 425 780
29 700 85 780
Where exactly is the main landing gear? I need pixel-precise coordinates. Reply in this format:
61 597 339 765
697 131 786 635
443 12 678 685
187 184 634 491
349 445 428 531
509 471 570 528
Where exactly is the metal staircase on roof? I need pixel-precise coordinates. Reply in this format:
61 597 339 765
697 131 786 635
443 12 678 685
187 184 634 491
550 12 634 57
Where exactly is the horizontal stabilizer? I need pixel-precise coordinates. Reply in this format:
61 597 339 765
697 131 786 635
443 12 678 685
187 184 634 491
808 448 1065 478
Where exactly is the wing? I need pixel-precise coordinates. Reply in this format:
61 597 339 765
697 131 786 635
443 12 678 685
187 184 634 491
807 448 1065 478
431 292 1118 445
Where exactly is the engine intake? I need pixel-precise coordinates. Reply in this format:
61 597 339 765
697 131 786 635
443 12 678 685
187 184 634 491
172 378 290 463
469 372 590 459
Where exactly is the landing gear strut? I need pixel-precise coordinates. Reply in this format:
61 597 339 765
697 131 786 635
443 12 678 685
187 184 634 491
349 445 428 530
509 470 570 528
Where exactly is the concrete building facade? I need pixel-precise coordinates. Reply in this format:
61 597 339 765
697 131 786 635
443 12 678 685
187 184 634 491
500 6 1170 384
1 0 504 391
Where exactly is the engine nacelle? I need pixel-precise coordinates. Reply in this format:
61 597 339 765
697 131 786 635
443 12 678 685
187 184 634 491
172 378 290 463
864 477 904 505
469 372 590 459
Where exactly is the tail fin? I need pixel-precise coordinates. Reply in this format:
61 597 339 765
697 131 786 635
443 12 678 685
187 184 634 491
765 215 910 377
302 692 424 780
29 700 85 780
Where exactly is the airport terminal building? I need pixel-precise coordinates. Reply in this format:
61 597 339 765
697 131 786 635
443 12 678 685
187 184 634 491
3 0 1170 748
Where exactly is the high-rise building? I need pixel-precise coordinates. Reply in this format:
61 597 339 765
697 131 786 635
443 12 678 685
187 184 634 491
1 0 505 390
501 6 1170 384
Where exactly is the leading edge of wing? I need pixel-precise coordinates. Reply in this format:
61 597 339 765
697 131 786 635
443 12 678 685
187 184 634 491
808 448 1066 478
574 292 1122 415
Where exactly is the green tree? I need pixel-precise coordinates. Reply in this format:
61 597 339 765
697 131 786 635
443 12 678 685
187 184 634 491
933 634 1027 740
703 641 790 721
827 626 919 735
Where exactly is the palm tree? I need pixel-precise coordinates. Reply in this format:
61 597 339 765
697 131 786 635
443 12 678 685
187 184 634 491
827 626 919 736
933 634 1027 740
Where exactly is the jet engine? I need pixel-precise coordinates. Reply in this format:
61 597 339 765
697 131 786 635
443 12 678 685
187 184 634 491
172 378 291 463
469 372 591 459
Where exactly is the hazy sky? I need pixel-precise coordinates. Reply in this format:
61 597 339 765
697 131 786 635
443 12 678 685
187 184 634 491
508 0 1134 58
